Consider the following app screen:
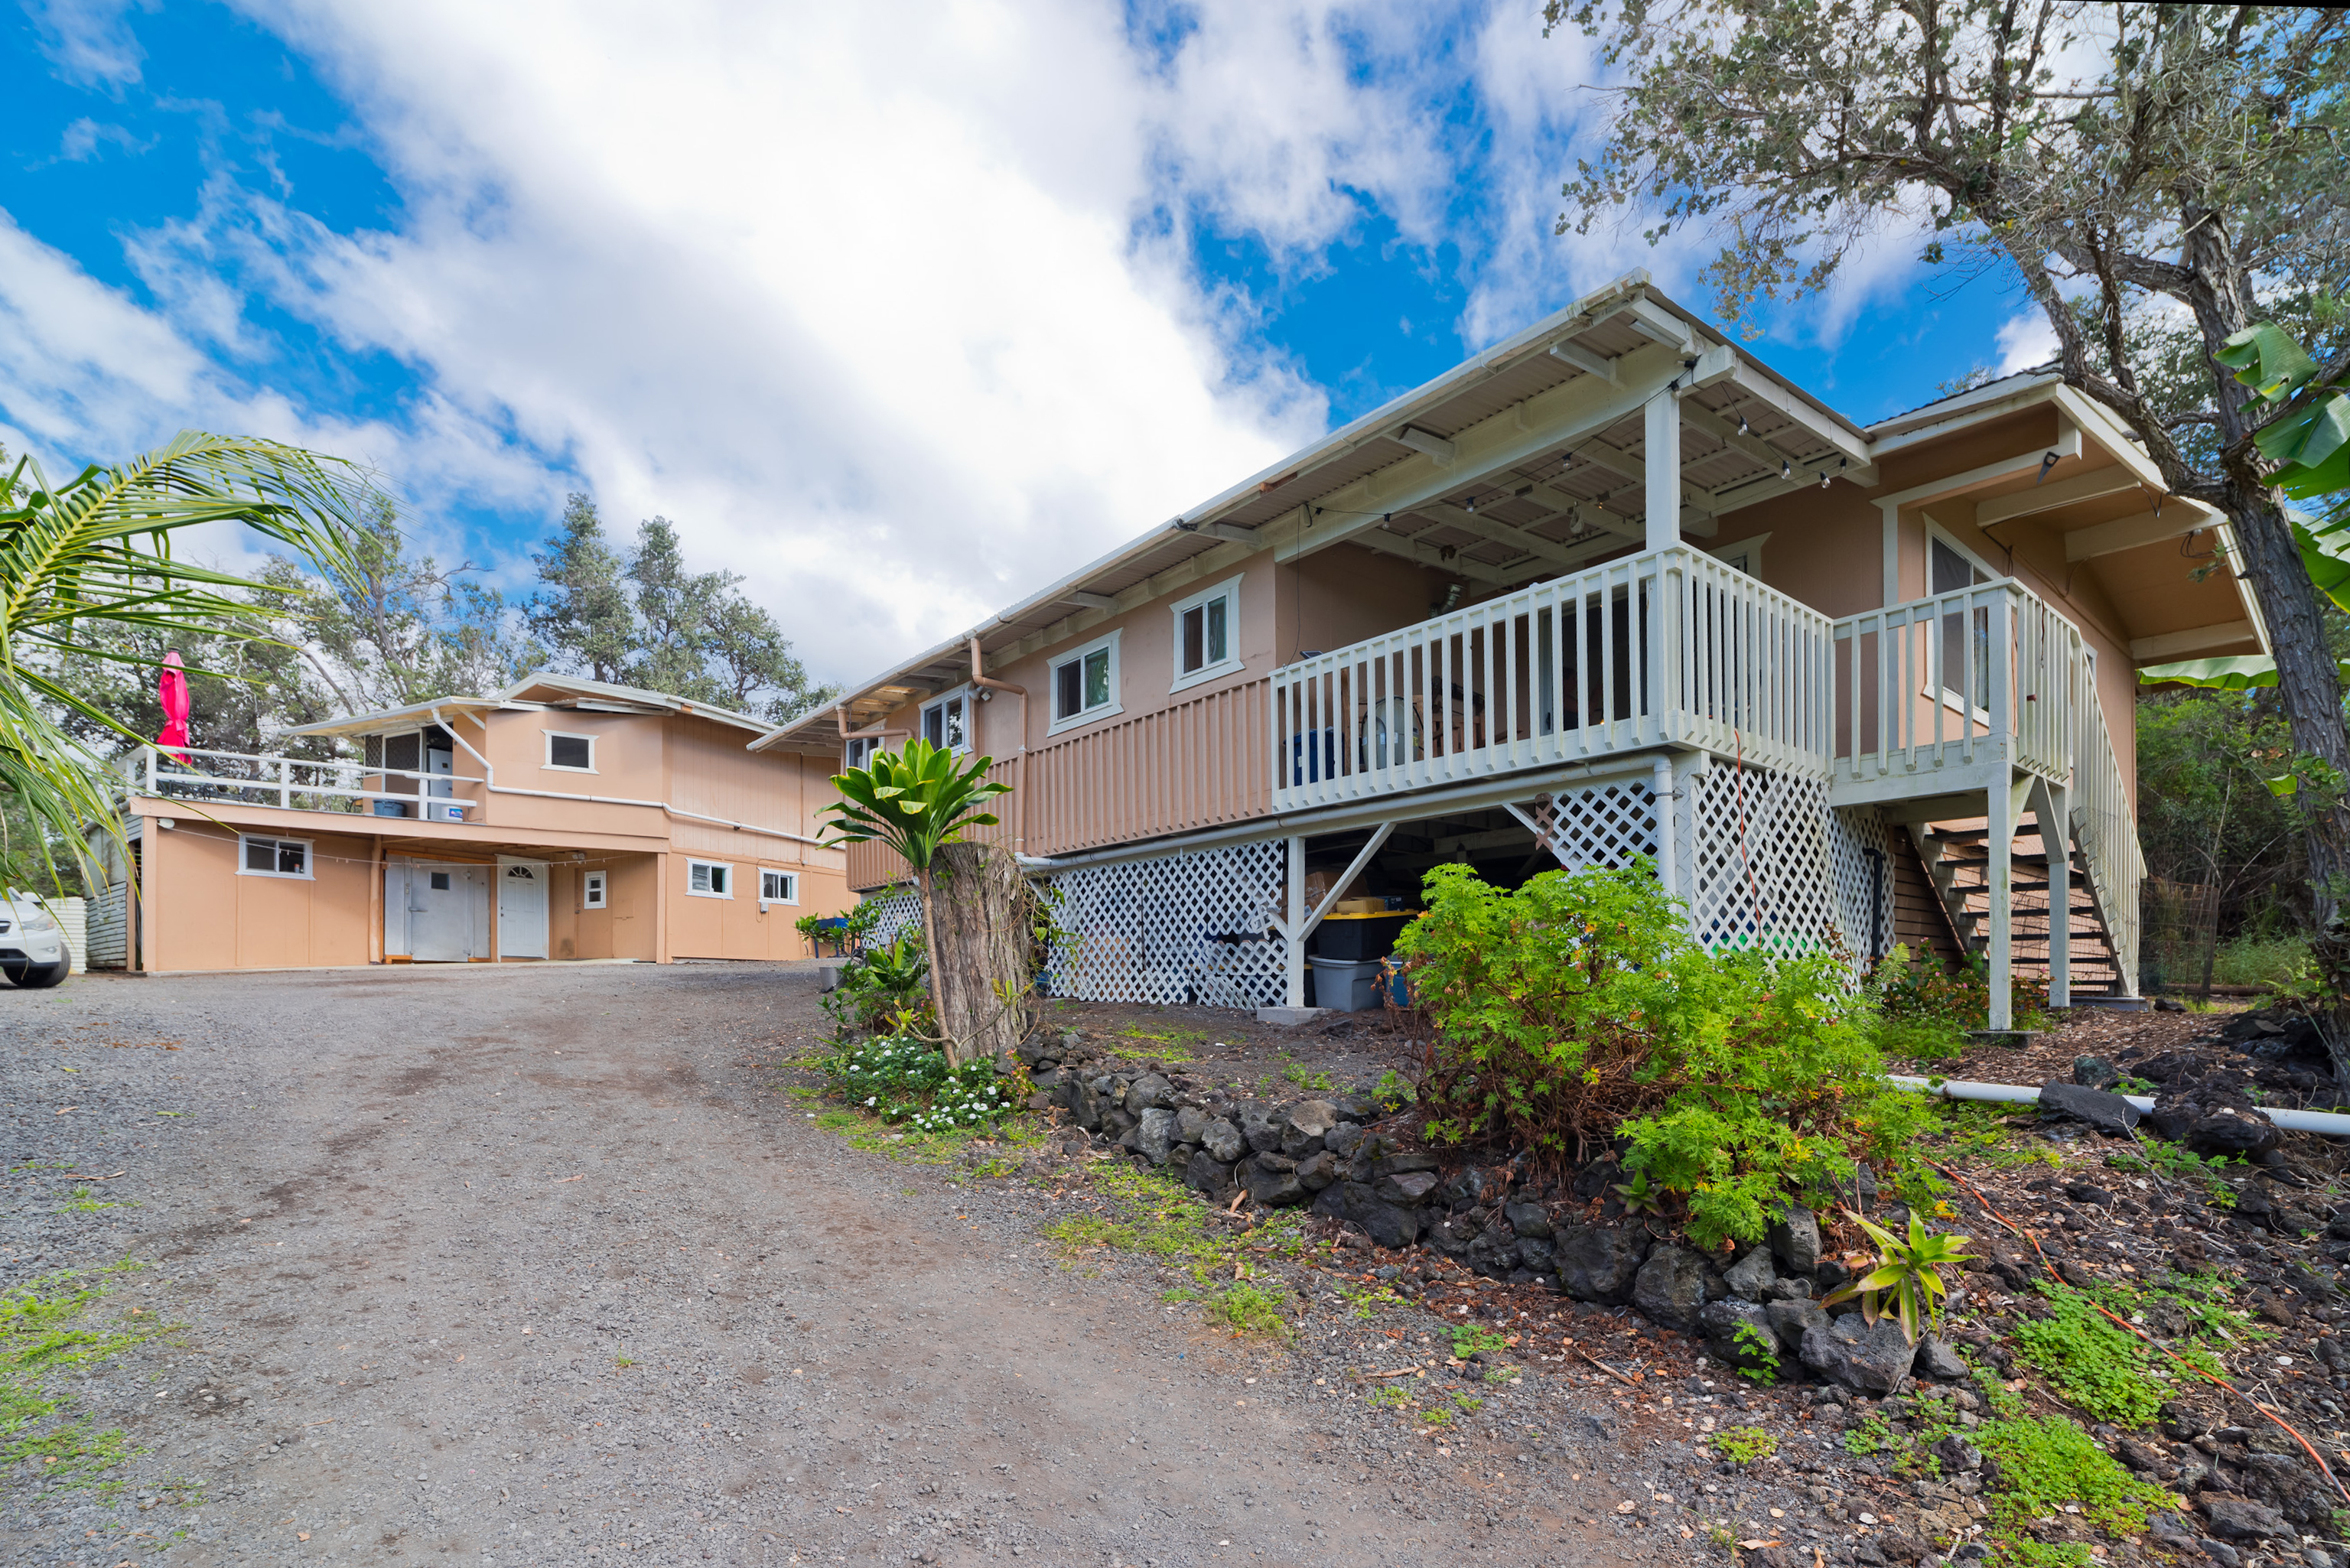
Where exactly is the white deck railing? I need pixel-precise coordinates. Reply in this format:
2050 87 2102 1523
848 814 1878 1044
2071 675 2143 996
1268 545 1835 812
121 744 482 820
1828 578 2081 798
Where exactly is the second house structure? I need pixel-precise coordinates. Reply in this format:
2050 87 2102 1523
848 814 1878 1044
757 271 2257 1028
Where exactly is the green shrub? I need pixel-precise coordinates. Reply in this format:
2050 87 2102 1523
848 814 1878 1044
1391 860 1937 1247
1870 942 2049 1033
821 929 933 1038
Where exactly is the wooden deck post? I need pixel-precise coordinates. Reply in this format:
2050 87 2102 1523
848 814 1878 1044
1986 773 2030 1030
2033 775 2072 1010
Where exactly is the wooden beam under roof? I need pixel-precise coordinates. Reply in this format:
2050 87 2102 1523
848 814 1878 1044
2129 620 2258 660
1977 467 2146 528
1356 526 1522 586
1417 502 1590 569
2062 506 2216 562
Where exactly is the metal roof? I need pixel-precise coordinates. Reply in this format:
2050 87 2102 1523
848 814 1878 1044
749 271 1947 753
288 672 772 740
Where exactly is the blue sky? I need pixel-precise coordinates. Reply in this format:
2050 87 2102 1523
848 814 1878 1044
2 0 2049 684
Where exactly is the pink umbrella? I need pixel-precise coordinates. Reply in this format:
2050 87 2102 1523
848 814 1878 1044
158 651 192 763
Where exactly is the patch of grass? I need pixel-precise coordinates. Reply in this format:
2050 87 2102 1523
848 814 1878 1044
1709 1425 1778 1463
1281 1062 1336 1092
55 1187 122 1214
0 1262 157 1491
2007 1275 2254 1428
1481 1366 1519 1385
1972 1414 2177 1541
1450 1323 1509 1360
1336 1281 1404 1319
1366 1384 1413 1409
1450 1392 1483 1413
1932 1102 2064 1170
2104 1141 2243 1205
1213 1283 1292 1341
1419 1405 1453 1426
1042 1214 1137 1254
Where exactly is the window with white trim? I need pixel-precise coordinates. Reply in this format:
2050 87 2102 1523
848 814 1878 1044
843 735 883 772
1928 525 1998 712
239 835 312 879
760 868 798 906
1049 629 1122 734
1169 575 1242 692
582 870 607 909
1710 532 1770 578
920 688 972 754
544 730 596 772
686 859 732 898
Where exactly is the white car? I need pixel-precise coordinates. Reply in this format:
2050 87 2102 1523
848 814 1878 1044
1 890 71 989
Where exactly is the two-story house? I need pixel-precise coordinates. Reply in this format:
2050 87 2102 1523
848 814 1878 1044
755 271 2260 1029
84 674 851 972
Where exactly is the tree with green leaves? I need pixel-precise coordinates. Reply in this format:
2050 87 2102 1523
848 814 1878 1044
1551 2 2350 909
1 431 372 890
818 739 1017 1065
527 496 835 723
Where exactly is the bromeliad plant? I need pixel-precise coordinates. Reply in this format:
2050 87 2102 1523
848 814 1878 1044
818 738 1010 1064
1821 1209 1976 1343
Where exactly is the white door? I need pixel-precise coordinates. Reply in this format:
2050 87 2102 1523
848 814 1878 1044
497 860 549 959
407 863 485 961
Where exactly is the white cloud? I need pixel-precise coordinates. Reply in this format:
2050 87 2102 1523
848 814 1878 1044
1996 311 2060 375
4 0 1686 683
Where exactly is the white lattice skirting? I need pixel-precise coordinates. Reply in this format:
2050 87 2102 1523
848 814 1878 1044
859 887 926 949
1685 762 1886 958
1037 840 1288 1009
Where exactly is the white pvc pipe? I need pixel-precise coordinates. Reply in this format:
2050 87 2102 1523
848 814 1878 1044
1889 1075 2350 1138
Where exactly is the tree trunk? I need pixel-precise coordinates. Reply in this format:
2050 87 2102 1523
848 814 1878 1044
926 841 1033 1068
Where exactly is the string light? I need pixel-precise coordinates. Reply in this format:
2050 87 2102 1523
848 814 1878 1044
1781 457 1792 480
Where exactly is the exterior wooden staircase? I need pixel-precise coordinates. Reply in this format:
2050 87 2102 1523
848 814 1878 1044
1899 811 2131 1000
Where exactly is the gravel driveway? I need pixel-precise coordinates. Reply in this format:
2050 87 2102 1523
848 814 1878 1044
0 963 1676 1568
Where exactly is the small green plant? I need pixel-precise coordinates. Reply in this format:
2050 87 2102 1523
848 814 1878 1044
613 1355 636 1368
1481 1365 1519 1385
1450 1323 1510 1360
820 930 935 1038
1843 1412 1897 1455
1822 1209 1974 1342
1707 1524 1736 1550
1709 1425 1779 1463
2107 1139 2243 1205
1371 1069 1417 1109
1367 1384 1413 1409
1870 942 2050 1033
1730 1320 1782 1383
1042 1214 1135 1253
1336 1280 1403 1319
1972 1413 2177 1542
1282 1061 1336 1091
55 1187 119 1214
1613 1169 1668 1216
1419 1405 1453 1426
1450 1392 1483 1413
1214 1283 1292 1341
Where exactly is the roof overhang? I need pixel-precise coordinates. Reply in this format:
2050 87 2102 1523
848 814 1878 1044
759 271 1880 750
290 673 773 742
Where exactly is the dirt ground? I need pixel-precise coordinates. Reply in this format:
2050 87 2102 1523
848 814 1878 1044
0 963 1694 1568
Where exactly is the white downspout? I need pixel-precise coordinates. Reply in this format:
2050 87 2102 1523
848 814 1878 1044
1889 1075 2350 1137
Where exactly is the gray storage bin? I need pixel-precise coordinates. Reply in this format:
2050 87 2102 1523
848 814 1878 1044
1307 955 1385 1013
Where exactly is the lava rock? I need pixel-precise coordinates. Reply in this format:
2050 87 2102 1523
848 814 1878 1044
1439 1166 1500 1209
1336 1181 1420 1248
1183 1151 1234 1194
1516 1235 1557 1277
1284 1098 1336 1140
1769 1205 1821 1277
1332 1091 1382 1124
1931 1433 1983 1473
1199 1118 1246 1164
1173 1105 1211 1146
1699 1300 1783 1374
1134 1107 1178 1165
1724 1247 1778 1303
2037 1079 2143 1137
1323 1122 1365 1160
1632 1245 1710 1331
1061 1078 1105 1133
1125 1073 1173 1114
2073 1055 2121 1091
1374 1168 1440 1207
1554 1226 1650 1304
2062 1182 2114 1206
1245 1162 1305 1208
1427 1214 1482 1257
1240 1104 1284 1154
1295 1150 1342 1191
1468 1230 1523 1279
2203 1497 2293 1542
1800 1313 1917 1395
1766 1297 1831 1346
2147 1083 2282 1159
1503 1201 1554 1241
1914 1334 1970 1381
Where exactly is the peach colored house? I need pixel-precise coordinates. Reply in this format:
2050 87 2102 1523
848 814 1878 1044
756 272 2260 1028
86 675 851 973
